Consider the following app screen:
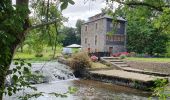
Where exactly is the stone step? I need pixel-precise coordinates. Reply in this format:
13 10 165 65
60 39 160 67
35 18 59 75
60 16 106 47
90 70 166 82
109 60 123 62
117 64 129 67
102 57 120 59
114 62 126 64
89 70 168 90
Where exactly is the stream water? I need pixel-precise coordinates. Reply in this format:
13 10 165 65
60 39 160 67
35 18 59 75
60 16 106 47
5 61 156 100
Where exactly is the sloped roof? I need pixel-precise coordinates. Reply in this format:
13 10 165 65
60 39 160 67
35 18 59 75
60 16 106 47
66 44 82 48
83 13 126 24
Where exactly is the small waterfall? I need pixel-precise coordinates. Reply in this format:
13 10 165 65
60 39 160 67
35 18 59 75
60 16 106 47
6 61 76 85
32 61 76 82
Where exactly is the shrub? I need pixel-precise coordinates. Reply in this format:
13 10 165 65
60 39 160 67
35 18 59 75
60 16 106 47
112 52 129 57
120 54 126 59
35 54 43 57
70 52 91 71
128 52 136 57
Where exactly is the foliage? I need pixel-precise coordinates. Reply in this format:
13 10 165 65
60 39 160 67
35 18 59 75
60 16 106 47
60 27 80 46
0 0 74 99
106 0 170 56
18 86 78 100
150 79 170 100
75 19 85 44
120 54 126 59
5 60 39 97
70 52 91 71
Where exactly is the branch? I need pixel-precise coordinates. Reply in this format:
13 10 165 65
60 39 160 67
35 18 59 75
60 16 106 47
113 0 170 12
29 20 57 30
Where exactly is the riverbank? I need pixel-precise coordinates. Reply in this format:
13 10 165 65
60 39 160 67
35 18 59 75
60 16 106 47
58 57 168 91
6 62 155 100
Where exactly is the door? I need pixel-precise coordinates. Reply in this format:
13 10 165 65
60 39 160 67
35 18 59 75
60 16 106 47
109 47 113 56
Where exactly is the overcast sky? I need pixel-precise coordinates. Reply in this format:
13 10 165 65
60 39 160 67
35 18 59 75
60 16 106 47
62 0 106 27
12 0 117 27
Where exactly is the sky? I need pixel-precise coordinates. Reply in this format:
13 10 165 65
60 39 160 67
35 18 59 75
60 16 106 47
62 0 106 27
12 0 118 27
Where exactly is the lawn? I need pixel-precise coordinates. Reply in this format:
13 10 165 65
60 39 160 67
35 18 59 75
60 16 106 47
13 46 80 62
14 46 63 61
126 57 170 63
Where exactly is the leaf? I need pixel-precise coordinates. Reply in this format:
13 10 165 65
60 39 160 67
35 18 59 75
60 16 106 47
27 63 32 67
14 62 19 65
20 61 24 66
60 2 68 11
8 91 12 96
7 87 12 92
16 66 21 70
24 67 30 73
68 0 75 5
12 75 18 82
13 68 17 73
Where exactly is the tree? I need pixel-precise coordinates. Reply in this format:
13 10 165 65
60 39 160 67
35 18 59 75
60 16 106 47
106 0 170 55
108 0 170 35
60 27 78 46
0 0 74 99
75 19 85 44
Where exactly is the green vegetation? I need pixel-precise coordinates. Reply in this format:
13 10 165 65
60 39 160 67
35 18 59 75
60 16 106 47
14 46 63 61
91 62 109 69
0 0 75 99
69 52 91 71
107 0 170 57
126 57 170 63
149 79 169 100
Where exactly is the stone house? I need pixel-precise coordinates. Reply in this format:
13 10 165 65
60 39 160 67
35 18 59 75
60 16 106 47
81 13 127 55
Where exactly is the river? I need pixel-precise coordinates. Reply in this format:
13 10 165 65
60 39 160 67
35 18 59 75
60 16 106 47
5 61 155 100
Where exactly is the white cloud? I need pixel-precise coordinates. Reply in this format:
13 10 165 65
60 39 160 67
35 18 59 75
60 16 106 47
63 0 106 27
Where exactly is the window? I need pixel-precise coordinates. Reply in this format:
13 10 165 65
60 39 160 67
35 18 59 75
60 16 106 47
85 38 87 44
120 36 124 41
85 25 88 31
110 23 113 28
95 35 97 45
95 23 98 29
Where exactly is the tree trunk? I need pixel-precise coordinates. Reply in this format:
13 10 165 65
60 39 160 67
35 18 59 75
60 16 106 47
0 44 17 100
53 23 58 59
0 0 29 100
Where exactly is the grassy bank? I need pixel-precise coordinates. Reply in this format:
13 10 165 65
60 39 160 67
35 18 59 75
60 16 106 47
13 46 63 62
126 57 170 63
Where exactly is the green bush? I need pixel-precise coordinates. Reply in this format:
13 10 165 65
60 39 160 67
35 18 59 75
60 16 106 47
120 54 126 59
70 52 91 71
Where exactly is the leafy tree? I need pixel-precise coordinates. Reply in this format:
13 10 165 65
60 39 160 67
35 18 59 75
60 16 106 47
0 0 74 99
60 27 79 46
75 19 85 44
106 0 170 56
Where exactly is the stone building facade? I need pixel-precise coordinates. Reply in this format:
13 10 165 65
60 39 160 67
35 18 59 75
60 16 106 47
81 13 127 54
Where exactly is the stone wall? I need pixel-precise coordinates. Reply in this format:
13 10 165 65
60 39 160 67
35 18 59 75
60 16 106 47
81 18 107 52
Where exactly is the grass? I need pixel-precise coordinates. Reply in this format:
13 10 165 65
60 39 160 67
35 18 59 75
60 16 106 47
91 62 109 69
126 57 170 63
14 46 63 62
14 46 81 62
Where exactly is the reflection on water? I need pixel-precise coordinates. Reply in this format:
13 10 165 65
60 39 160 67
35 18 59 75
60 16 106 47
5 61 156 100
5 79 155 100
